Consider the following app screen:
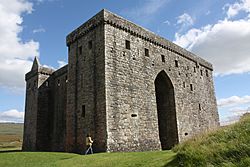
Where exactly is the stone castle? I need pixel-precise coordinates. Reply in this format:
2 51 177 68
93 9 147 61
23 9 219 153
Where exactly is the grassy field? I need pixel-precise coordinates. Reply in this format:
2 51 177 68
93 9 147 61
0 151 176 167
1 114 250 166
0 123 23 150
0 123 176 167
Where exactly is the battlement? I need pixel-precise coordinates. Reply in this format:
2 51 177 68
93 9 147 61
66 9 213 70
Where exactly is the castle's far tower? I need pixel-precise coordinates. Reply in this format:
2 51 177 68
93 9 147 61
22 57 54 151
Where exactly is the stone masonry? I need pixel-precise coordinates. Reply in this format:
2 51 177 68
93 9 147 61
23 9 219 153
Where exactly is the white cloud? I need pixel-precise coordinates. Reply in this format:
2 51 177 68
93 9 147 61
218 95 250 125
218 95 250 107
176 13 194 31
224 0 250 19
174 18 250 76
57 60 67 68
33 27 45 33
220 107 250 125
174 0 250 76
0 109 24 123
0 0 39 91
163 20 170 25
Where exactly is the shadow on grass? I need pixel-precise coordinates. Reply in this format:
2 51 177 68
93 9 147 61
0 150 22 153
164 155 180 167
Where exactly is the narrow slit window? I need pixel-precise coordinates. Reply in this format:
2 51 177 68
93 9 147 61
57 79 60 86
175 60 179 67
65 75 68 83
82 105 86 118
206 70 209 77
161 55 165 62
145 48 149 57
125 40 130 50
80 74 83 88
79 46 82 55
190 84 193 91
183 82 186 88
200 69 203 76
88 41 92 49
199 103 201 110
194 67 196 73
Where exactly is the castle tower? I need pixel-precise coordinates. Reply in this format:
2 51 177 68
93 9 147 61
65 11 107 153
22 57 54 151
65 9 219 152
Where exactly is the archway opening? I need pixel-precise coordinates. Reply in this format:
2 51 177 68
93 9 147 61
155 71 178 150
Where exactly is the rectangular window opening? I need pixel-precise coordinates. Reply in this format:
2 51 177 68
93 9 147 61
200 69 203 76
82 105 86 118
79 46 82 55
80 74 83 88
161 55 165 63
88 41 92 49
145 48 149 57
57 79 60 86
199 103 201 110
190 84 193 91
65 75 68 83
206 70 209 77
175 60 179 67
125 40 130 50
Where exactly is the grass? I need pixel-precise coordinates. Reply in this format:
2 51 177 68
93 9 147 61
0 123 23 150
0 151 176 167
1 114 250 166
0 123 176 167
173 114 250 167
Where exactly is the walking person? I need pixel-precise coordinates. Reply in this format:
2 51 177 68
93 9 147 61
85 134 94 155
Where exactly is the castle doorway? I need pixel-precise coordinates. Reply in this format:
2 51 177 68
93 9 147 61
155 71 178 150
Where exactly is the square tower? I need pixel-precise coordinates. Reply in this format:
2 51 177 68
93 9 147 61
65 9 219 153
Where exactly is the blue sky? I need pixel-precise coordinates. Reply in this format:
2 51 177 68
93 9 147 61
0 0 250 125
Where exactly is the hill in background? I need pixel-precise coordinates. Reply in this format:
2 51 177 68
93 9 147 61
0 123 23 150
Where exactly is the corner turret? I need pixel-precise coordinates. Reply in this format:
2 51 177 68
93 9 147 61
23 57 54 151
31 56 40 71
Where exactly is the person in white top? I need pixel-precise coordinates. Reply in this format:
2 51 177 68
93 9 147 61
85 133 94 155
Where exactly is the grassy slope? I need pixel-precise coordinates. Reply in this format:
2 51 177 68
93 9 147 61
173 114 250 167
0 123 23 150
0 151 176 167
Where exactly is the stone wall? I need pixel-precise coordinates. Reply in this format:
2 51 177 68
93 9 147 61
66 10 107 153
103 10 219 151
50 65 68 151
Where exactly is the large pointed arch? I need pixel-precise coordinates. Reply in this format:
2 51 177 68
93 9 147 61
154 70 178 149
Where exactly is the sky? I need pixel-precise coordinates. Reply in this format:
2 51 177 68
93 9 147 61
0 0 250 125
